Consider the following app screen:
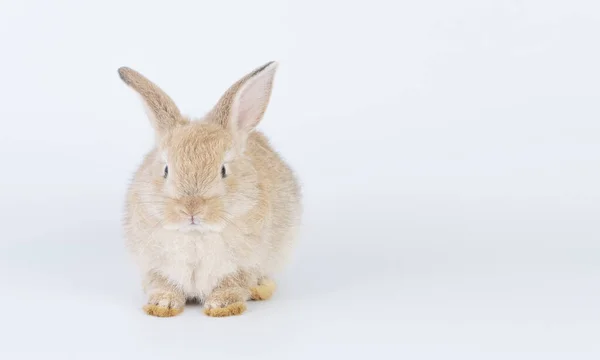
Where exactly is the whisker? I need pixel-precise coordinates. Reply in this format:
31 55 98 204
218 214 244 234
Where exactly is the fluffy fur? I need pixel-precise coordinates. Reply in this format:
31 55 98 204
118 62 301 317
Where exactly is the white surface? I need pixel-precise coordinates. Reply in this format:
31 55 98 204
0 0 599 359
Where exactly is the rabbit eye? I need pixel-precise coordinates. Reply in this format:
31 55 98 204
164 165 168 178
221 165 227 179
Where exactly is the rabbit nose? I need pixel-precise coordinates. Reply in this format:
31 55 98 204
181 197 205 218
178 207 200 216
178 207 201 224
185 206 202 218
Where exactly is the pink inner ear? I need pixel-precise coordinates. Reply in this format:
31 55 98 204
236 88 260 130
232 67 275 133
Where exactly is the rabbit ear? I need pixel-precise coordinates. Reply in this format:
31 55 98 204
118 67 187 136
210 61 278 141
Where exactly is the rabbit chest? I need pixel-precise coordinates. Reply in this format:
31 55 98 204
144 229 239 298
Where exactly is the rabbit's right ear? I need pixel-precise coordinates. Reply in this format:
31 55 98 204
118 67 187 136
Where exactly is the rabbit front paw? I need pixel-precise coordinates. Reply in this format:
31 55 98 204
143 292 185 317
250 278 276 301
203 289 247 317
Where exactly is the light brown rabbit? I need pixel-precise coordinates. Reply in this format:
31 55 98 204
118 62 302 317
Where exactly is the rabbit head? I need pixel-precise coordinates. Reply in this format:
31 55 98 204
118 62 278 233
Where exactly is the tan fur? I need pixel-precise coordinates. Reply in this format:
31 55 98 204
143 287 186 317
250 278 276 300
144 305 184 317
203 302 247 317
119 62 301 317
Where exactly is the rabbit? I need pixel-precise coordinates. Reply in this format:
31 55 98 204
118 61 302 317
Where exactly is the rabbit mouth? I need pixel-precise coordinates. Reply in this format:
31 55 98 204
179 224 203 233
165 221 224 234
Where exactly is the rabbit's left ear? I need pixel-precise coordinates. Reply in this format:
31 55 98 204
118 66 187 138
210 61 279 140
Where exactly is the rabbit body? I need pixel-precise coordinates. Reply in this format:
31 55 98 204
118 62 301 317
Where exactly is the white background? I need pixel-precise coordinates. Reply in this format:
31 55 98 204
0 0 598 359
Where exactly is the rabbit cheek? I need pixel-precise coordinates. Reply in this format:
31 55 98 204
163 200 186 225
203 197 224 224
